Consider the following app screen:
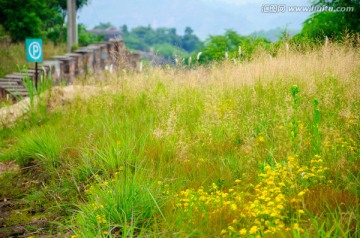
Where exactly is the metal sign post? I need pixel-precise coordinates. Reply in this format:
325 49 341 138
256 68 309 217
25 39 43 88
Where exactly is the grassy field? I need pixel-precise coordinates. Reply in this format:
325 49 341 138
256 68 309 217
0 43 359 237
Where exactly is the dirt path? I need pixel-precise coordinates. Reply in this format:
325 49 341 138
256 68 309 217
0 85 106 128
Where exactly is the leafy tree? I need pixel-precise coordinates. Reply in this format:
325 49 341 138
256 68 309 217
121 24 129 35
46 14 67 44
94 22 116 30
132 26 154 42
184 26 194 35
182 27 202 52
0 0 60 41
0 0 89 42
298 0 360 41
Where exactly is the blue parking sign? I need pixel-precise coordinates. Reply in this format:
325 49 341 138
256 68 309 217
26 39 43 62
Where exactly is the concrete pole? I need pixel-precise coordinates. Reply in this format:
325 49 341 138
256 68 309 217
67 0 78 52
71 0 78 46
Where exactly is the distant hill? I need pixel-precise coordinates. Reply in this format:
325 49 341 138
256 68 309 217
250 27 301 42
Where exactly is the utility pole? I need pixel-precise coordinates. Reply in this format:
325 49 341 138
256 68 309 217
67 0 78 52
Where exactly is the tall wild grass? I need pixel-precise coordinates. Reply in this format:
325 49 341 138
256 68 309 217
0 42 359 237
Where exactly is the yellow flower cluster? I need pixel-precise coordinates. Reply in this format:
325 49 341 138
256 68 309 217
175 154 328 236
175 183 244 215
237 155 328 235
96 214 107 224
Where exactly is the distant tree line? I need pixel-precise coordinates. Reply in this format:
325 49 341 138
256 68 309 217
120 24 202 58
189 0 359 64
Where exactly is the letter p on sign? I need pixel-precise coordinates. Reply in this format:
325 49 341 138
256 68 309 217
26 39 43 62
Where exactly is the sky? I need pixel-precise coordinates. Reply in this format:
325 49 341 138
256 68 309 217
77 0 312 39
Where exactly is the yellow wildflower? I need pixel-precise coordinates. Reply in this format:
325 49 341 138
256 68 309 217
297 209 305 214
292 223 304 232
239 228 247 235
249 225 259 234
278 182 285 187
288 156 295 162
298 191 306 196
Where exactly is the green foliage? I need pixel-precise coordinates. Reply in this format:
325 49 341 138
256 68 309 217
153 43 188 59
121 25 202 59
93 22 116 30
78 24 104 46
251 27 301 42
182 27 202 52
0 0 60 41
45 14 66 45
297 0 360 42
195 30 270 63
0 0 90 42
75 173 162 236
